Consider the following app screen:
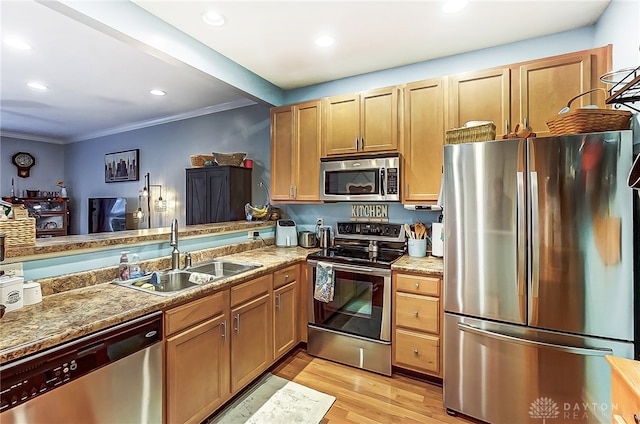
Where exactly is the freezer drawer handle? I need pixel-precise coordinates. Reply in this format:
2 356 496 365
457 323 613 357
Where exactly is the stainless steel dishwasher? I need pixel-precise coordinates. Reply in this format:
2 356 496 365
0 312 163 423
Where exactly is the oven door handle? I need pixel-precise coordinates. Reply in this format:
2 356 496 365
307 260 392 277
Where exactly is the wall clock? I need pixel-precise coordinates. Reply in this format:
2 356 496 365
12 152 36 178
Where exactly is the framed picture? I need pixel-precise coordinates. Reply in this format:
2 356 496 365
105 149 139 183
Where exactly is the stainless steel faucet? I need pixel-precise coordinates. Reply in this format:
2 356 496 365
170 218 180 270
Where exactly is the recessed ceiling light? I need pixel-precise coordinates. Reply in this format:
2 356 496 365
442 0 468 13
202 11 226 26
149 89 166 96
4 37 33 51
315 35 335 47
27 82 48 91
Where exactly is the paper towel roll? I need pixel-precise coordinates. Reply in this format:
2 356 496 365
431 223 444 257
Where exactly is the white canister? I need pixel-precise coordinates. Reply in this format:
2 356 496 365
407 238 427 257
431 222 444 257
23 281 43 305
0 276 24 312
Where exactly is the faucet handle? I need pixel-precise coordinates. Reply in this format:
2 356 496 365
184 252 192 269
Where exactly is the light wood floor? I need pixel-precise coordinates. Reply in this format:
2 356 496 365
271 348 481 424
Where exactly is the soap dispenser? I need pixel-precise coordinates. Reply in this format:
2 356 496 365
118 251 130 281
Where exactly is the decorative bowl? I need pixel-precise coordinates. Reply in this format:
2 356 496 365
213 152 247 167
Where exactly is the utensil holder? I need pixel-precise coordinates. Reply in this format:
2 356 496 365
408 238 427 257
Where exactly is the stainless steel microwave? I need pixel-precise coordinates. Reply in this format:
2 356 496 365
320 154 400 202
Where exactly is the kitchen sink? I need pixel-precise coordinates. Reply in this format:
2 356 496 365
113 270 202 296
113 261 262 296
187 260 262 277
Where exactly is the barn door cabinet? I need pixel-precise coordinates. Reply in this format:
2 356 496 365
186 166 251 225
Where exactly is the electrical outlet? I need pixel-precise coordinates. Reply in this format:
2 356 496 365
0 262 23 277
316 218 324 227
247 231 259 239
248 231 255 239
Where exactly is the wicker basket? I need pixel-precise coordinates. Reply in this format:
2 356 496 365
446 122 497 144
546 89 633 136
190 154 216 168
213 152 247 166
0 217 36 246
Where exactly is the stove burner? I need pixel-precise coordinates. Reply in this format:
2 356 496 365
307 221 406 269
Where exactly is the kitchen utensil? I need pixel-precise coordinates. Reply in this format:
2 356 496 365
298 231 317 248
404 223 414 239
415 222 427 239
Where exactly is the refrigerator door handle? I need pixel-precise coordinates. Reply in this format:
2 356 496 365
516 172 525 296
529 171 540 325
457 322 613 357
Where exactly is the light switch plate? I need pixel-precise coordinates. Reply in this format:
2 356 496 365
0 262 23 277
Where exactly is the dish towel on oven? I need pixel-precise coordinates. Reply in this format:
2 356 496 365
314 261 335 303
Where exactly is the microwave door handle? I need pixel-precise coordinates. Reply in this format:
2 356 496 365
381 168 385 196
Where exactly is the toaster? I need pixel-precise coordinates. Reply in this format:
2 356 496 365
275 219 298 247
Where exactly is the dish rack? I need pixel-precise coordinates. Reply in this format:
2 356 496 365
601 65 640 112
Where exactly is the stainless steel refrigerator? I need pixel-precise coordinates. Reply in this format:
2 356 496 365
442 130 637 424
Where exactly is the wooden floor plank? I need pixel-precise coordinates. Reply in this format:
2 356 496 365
271 348 482 424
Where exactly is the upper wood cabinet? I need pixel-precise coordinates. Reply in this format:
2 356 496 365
270 100 321 202
403 78 445 204
517 52 594 138
324 86 399 156
448 46 611 139
448 67 512 138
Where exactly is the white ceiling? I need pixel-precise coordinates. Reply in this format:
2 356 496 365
0 0 611 143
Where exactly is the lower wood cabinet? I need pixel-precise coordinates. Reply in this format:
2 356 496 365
273 265 299 360
230 274 273 394
392 272 442 377
607 355 640 424
165 290 230 424
164 266 306 423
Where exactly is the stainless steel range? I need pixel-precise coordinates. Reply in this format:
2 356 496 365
306 221 405 376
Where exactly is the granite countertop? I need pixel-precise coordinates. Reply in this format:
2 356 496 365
0 245 310 365
392 254 443 276
0 246 442 364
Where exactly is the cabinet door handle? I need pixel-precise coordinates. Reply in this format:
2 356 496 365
221 320 227 340
276 293 281 311
505 119 510 134
523 117 528 130
413 349 419 356
354 137 358 150
234 313 240 334
360 137 364 150
634 413 639 424
293 186 297 199
413 310 419 317
415 282 420 289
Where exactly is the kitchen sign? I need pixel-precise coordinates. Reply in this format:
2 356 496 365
351 204 389 221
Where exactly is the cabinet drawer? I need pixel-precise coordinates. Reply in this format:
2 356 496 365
396 273 440 296
165 289 228 336
395 292 439 334
394 328 439 374
231 274 272 307
273 265 298 289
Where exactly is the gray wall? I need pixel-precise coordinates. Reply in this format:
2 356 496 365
1 136 65 197
65 103 271 234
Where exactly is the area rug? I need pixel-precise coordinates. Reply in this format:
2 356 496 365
208 373 335 424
